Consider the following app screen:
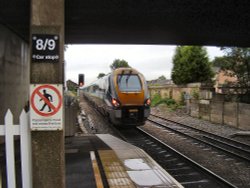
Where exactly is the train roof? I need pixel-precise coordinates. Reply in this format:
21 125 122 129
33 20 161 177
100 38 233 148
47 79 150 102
112 67 141 75
82 67 143 89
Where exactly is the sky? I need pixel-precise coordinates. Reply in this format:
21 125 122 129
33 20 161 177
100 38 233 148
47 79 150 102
65 45 224 85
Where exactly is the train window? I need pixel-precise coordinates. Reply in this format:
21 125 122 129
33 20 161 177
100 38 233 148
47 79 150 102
117 74 142 92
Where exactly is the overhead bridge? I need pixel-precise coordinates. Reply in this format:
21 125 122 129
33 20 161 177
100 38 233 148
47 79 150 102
0 0 250 46
1 1 250 187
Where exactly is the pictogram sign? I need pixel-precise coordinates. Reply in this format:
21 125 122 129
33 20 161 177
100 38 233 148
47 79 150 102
30 84 63 131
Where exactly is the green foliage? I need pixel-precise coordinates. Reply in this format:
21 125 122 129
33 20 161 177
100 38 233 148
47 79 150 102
151 93 176 107
162 98 176 106
212 56 230 68
216 47 250 92
179 92 185 106
151 94 162 106
70 90 77 96
110 59 130 70
191 88 200 99
68 85 77 92
171 46 214 85
97 73 106 79
64 90 78 107
158 75 166 80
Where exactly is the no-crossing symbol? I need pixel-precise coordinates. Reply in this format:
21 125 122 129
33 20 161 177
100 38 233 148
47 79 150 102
30 84 63 131
31 84 62 116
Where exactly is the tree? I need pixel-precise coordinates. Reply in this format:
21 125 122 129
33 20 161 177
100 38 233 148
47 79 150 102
171 46 214 85
212 56 229 67
110 59 130 70
215 47 250 93
158 75 166 80
97 73 106 79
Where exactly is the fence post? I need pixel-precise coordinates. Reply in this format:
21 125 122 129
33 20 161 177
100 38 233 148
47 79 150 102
20 110 32 188
5 110 17 188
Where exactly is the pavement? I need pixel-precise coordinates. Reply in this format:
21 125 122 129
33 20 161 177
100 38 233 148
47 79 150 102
65 135 110 188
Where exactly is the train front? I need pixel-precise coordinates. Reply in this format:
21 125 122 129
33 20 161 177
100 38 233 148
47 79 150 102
109 68 151 127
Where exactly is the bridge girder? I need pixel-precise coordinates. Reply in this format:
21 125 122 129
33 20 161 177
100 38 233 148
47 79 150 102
1 0 250 46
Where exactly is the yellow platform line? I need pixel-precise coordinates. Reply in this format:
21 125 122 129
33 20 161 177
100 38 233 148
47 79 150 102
98 150 136 188
90 151 104 188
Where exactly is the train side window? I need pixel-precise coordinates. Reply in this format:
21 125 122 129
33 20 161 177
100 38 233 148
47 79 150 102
106 77 112 98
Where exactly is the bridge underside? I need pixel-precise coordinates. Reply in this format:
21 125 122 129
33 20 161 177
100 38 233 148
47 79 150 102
1 0 250 46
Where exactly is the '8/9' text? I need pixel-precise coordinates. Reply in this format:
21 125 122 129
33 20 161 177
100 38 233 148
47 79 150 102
36 38 56 51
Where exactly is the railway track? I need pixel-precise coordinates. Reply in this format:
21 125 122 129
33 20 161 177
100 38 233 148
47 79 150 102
119 128 236 188
83 97 248 187
149 114 250 163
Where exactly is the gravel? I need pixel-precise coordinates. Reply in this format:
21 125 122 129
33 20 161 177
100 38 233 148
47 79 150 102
78 93 117 135
142 104 250 188
150 104 250 145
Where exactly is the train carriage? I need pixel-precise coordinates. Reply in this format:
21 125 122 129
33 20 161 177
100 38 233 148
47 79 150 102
82 67 150 127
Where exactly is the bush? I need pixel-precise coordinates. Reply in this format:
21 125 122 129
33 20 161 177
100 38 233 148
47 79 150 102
151 94 177 107
191 88 200 100
161 98 176 106
151 94 162 106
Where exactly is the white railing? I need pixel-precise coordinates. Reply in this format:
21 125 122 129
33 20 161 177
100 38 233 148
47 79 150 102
0 110 32 188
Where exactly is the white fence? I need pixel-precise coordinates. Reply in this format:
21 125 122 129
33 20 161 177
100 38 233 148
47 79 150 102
0 110 32 188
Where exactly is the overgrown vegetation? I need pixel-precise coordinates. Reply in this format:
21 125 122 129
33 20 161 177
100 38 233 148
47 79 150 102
191 88 200 100
212 47 250 103
151 93 180 110
64 90 78 107
179 92 185 106
68 85 77 93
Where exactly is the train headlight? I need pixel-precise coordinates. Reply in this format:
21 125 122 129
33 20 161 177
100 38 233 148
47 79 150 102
112 98 120 107
145 98 151 106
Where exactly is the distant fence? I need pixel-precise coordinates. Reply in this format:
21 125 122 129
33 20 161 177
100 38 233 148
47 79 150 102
148 83 203 102
149 84 250 130
0 110 32 188
190 100 250 130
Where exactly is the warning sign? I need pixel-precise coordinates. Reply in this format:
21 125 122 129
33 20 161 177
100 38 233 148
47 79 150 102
30 84 63 131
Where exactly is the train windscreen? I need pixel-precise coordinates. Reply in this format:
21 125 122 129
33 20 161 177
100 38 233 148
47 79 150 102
117 75 142 92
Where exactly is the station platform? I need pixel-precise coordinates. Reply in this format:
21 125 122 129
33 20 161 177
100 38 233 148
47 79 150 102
65 134 183 188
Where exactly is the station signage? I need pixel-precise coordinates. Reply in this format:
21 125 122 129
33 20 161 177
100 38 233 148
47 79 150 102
32 34 59 63
30 84 63 131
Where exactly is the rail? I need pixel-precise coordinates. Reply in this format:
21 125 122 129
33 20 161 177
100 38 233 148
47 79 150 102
119 128 236 188
149 114 250 163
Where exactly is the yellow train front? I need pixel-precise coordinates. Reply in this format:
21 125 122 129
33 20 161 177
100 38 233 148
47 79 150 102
82 67 151 127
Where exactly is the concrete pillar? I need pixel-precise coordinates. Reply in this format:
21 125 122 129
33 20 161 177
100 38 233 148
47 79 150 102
30 0 65 188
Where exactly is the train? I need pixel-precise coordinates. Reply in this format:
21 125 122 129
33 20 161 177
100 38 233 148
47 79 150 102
82 67 151 127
